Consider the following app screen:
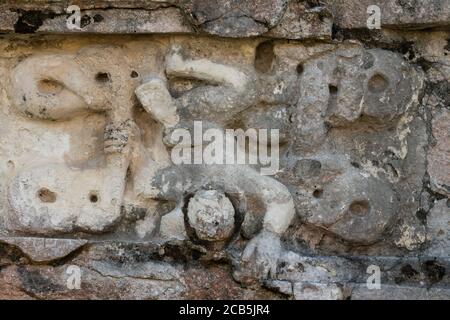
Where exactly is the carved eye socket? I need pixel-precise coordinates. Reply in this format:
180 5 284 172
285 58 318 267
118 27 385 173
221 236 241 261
368 73 389 93
37 79 64 95
254 40 275 74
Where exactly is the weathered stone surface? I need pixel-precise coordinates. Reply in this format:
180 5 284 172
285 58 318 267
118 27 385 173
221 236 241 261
294 282 345 300
187 190 235 241
0 263 186 300
0 0 332 39
182 0 288 37
428 110 450 196
0 237 87 262
0 10 18 33
160 207 187 241
426 200 450 257
267 0 332 39
39 8 194 34
351 284 450 300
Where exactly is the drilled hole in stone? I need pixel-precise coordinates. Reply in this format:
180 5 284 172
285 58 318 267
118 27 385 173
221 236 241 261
89 192 99 203
423 260 446 284
37 188 56 203
312 189 323 198
37 79 63 95
296 63 304 75
349 200 370 216
130 70 139 78
368 73 389 93
328 84 338 95
95 72 111 83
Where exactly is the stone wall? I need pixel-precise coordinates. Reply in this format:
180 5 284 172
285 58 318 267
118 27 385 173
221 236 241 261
0 0 449 300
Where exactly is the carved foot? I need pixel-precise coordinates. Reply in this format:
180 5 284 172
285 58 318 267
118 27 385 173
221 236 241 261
233 230 282 285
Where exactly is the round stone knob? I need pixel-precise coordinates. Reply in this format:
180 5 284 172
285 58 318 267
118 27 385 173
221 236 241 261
187 190 235 241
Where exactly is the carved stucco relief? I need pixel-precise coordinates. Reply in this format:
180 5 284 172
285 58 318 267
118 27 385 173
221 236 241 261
0 24 447 299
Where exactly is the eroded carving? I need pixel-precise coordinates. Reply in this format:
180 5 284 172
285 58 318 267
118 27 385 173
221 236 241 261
0 35 438 299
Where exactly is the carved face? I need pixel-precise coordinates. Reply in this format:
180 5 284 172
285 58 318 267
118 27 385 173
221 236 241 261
9 46 135 121
283 44 423 244
6 46 138 234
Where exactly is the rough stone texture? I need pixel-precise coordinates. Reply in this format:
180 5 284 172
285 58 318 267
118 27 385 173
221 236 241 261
187 190 235 241
0 0 332 39
293 282 345 300
0 0 449 300
0 237 87 262
426 200 450 257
